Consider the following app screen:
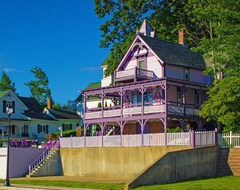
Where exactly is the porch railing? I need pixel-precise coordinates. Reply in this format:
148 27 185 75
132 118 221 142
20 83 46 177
60 131 216 148
115 67 157 82
218 131 240 148
85 103 166 119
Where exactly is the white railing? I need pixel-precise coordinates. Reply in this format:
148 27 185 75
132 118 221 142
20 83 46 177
218 132 240 148
167 132 191 146
85 104 166 120
60 131 216 148
116 68 135 78
195 131 216 147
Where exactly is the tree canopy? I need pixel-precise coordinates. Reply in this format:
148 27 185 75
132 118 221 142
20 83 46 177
0 71 16 93
25 66 52 107
95 0 240 77
200 73 240 132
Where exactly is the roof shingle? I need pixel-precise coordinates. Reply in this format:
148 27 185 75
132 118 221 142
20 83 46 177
140 35 206 70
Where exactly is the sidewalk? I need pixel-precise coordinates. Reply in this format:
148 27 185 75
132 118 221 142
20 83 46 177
0 184 98 190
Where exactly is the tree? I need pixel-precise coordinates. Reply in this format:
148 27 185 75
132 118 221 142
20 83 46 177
189 0 240 79
200 73 240 132
95 0 240 77
94 0 207 76
0 71 16 93
25 66 52 107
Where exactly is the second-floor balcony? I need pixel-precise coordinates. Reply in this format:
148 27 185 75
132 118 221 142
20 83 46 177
85 101 199 120
115 67 158 83
83 78 207 122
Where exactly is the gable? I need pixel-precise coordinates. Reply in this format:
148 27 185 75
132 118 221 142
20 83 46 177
0 90 28 114
116 35 206 74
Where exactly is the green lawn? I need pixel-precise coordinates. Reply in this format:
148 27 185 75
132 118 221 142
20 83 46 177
0 179 124 190
135 176 240 190
0 176 239 190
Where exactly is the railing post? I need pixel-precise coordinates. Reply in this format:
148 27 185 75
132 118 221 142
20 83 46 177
192 130 195 148
230 131 232 146
29 165 31 177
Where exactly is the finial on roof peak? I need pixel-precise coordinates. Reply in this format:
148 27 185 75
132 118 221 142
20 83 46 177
136 19 157 38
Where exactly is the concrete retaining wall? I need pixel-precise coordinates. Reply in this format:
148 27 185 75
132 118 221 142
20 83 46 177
126 146 218 189
60 146 192 179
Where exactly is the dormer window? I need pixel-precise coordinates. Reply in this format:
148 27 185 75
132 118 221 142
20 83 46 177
184 67 190 81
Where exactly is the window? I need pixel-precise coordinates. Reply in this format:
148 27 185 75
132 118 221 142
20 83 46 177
144 90 153 104
37 124 49 133
3 100 15 113
132 91 142 104
138 60 145 69
184 68 190 81
62 124 72 131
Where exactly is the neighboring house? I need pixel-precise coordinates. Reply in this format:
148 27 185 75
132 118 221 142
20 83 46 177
82 20 213 138
0 90 81 140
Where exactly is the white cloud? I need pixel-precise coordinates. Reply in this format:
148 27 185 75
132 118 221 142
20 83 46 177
79 66 100 71
2 68 17 73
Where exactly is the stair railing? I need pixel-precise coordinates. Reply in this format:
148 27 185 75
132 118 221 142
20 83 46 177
28 138 60 177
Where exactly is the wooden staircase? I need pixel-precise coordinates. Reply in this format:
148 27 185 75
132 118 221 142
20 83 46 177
216 148 240 176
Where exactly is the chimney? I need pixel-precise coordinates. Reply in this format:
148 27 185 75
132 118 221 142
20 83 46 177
47 99 53 109
178 28 185 45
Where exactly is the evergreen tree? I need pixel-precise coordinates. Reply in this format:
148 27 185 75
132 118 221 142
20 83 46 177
0 71 16 93
25 66 52 107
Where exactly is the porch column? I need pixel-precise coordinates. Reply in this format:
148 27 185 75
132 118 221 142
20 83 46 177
83 94 88 121
120 121 123 146
118 88 125 117
140 85 146 115
100 91 105 119
84 123 87 147
182 85 187 116
19 125 22 137
100 123 105 147
164 80 168 115
139 119 144 146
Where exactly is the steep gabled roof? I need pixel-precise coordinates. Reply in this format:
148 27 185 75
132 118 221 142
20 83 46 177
47 108 80 120
139 35 206 70
18 96 43 112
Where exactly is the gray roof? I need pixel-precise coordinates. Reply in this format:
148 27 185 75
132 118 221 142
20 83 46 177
140 35 206 70
48 108 80 120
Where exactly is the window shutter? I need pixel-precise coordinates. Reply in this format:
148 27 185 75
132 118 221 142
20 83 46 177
3 100 6 112
46 125 49 134
12 101 15 113
37 124 40 133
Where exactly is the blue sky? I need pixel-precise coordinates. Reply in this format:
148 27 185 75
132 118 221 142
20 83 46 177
0 1 110 104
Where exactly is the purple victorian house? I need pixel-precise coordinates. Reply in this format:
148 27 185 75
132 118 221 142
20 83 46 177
82 20 212 145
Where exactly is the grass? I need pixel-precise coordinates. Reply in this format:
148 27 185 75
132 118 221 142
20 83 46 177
0 176 239 190
0 179 124 190
135 176 240 190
